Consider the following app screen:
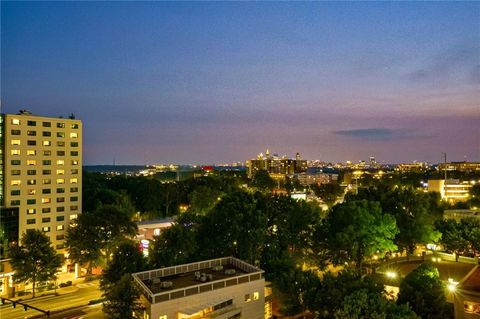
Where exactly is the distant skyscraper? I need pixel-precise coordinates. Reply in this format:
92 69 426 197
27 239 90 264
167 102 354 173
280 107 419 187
246 150 307 179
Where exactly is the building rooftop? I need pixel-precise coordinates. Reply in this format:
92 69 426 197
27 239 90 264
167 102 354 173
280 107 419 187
461 266 480 293
132 257 264 304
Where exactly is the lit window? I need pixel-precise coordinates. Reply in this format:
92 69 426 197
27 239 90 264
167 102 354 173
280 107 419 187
11 139 21 145
154 229 161 236
56 169 65 175
42 179 51 185
11 180 21 186
57 132 65 138
253 291 259 300
57 225 64 231
42 198 51 204
11 118 20 125
71 160 78 165
70 178 78 184
27 179 36 185
27 160 36 166
42 227 50 232
244 294 251 302
27 150 36 156
159 316 167 319
27 209 36 214
11 150 20 155
57 178 65 184
43 141 51 146
70 214 78 220
57 123 65 128
28 189 36 195
70 132 78 138
56 160 65 165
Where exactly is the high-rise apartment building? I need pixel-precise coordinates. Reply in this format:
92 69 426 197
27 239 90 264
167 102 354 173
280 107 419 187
0 110 82 252
246 150 307 179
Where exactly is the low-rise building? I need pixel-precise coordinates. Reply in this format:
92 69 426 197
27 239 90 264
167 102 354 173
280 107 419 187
428 179 472 203
454 266 480 319
132 257 271 319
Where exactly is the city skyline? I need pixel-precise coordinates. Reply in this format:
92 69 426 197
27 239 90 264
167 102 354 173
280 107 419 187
2 2 479 164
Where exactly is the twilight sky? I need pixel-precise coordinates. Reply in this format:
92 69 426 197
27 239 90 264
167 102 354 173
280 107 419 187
2 2 479 165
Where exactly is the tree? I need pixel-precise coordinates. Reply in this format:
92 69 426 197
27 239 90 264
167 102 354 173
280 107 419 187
320 200 398 269
9 230 63 298
312 183 343 207
149 212 200 268
251 169 275 190
188 185 222 214
397 263 447 319
459 218 480 255
103 274 142 319
335 289 420 319
101 240 145 288
435 219 469 261
66 205 137 273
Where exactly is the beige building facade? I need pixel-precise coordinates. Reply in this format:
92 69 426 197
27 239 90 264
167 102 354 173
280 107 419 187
1 111 82 251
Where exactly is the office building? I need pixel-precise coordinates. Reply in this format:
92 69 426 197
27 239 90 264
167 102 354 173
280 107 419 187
246 150 307 179
428 179 472 203
0 110 82 252
438 162 480 173
133 257 272 319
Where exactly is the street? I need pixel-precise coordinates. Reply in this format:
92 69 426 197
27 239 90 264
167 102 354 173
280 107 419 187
0 281 102 319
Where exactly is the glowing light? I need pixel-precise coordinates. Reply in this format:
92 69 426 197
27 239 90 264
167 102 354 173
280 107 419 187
386 271 397 279
447 278 458 292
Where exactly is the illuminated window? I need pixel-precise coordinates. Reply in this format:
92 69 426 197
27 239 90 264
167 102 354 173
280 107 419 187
28 189 36 195
56 160 65 165
253 291 259 300
57 225 65 231
42 227 50 232
70 132 78 138
27 160 36 166
153 228 161 236
42 131 51 137
70 178 78 184
159 316 167 319
11 170 20 175
43 122 51 127
71 160 78 165
11 180 21 186
71 123 79 129
27 179 36 185
11 160 21 165
11 118 20 125
11 150 20 155
43 150 51 156
42 179 51 185
57 123 65 128
57 178 65 184
70 214 78 220
244 294 251 302
27 209 36 214
56 169 65 175
27 130 36 136
11 129 21 135
11 139 21 145
27 150 36 156
43 141 51 146
57 132 65 138
42 198 51 204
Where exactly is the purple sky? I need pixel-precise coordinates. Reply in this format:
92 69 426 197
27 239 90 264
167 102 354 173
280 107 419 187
2 2 479 164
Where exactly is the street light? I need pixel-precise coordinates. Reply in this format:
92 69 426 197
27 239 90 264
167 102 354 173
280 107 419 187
386 271 397 279
447 278 458 292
